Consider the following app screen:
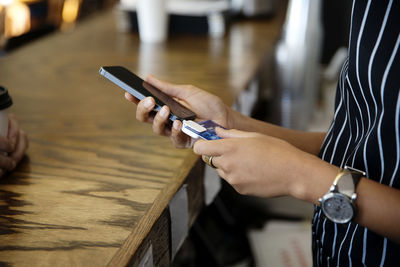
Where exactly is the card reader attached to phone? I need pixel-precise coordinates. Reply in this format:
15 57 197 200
182 120 222 140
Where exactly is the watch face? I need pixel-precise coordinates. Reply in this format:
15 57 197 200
321 193 354 224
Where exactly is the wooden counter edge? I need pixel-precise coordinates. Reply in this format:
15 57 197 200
107 152 201 266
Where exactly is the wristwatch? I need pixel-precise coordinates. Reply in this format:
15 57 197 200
319 166 366 224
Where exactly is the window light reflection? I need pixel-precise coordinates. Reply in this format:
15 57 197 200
4 0 31 38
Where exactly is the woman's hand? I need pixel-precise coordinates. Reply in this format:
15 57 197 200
125 75 233 148
0 114 29 177
193 127 333 200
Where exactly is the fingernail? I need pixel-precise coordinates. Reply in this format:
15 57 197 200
159 106 168 117
144 98 153 108
173 120 181 130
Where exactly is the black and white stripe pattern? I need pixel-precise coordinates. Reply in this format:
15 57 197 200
313 0 400 266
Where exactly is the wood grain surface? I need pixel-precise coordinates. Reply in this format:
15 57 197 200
0 5 284 267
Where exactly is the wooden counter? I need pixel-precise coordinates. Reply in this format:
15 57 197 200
0 6 284 266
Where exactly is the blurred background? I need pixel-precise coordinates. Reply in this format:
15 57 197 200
0 0 352 266
0 0 351 131
0 0 114 53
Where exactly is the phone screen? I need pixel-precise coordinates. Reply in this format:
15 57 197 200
99 66 197 121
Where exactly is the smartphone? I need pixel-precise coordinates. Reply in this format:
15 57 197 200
182 120 223 140
99 66 197 121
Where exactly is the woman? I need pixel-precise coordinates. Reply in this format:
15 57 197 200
127 0 400 265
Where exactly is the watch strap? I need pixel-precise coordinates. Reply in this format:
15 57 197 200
333 166 365 197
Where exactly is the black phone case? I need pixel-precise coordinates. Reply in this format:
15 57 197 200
100 66 196 121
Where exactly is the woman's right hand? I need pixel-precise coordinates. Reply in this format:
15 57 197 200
125 75 233 148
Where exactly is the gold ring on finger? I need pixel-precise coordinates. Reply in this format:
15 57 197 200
204 155 216 169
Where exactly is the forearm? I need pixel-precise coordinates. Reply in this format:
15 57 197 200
230 109 326 155
355 178 400 243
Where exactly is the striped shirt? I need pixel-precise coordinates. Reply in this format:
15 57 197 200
313 0 400 266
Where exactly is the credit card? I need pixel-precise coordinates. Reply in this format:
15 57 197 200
182 120 223 140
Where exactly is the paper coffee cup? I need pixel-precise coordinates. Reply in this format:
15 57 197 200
136 0 169 43
0 86 13 137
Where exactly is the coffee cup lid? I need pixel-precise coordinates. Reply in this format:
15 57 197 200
0 87 13 110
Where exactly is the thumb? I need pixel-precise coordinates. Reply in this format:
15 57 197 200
215 128 257 139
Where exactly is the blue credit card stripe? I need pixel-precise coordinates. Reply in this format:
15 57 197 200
184 125 202 135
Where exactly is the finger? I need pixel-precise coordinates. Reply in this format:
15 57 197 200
136 97 156 123
193 139 226 156
0 136 14 153
146 75 194 100
201 155 217 168
152 105 170 136
0 154 16 171
7 114 19 145
216 168 227 180
209 155 221 169
215 127 258 139
124 92 139 104
10 130 28 163
170 120 192 148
